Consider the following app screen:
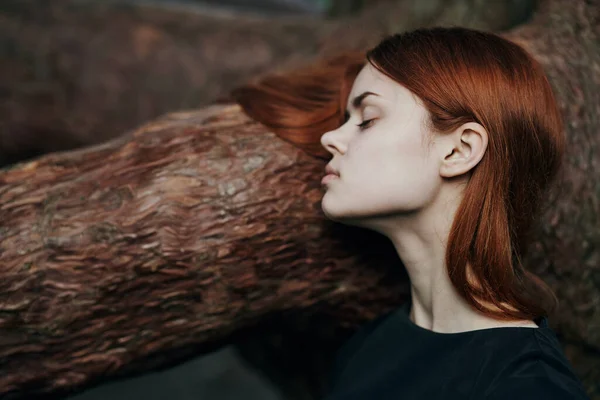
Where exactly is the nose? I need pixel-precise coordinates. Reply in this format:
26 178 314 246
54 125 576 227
320 127 346 156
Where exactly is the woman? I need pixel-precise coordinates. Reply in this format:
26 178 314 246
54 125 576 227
232 27 590 399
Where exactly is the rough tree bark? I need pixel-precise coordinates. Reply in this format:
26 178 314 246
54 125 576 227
0 0 534 166
0 103 410 399
0 0 599 399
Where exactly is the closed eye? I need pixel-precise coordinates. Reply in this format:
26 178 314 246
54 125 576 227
357 119 375 130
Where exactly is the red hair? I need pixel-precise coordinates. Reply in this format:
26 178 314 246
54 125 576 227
231 26 565 322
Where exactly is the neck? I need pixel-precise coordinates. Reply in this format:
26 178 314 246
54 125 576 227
374 187 537 333
388 202 474 333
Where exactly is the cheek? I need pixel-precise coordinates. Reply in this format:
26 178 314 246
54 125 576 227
331 133 440 212
355 130 432 184
387 140 440 206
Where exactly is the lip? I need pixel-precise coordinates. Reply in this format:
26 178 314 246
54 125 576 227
325 164 340 176
321 174 339 185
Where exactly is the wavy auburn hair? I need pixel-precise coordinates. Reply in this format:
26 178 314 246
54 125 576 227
231 26 565 322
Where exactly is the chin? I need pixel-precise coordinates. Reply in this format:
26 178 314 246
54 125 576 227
321 203 364 227
321 204 341 221
320 197 346 222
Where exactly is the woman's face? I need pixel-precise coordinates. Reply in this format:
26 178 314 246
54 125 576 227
320 63 444 225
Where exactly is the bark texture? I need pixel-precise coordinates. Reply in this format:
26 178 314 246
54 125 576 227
0 0 599 398
0 104 410 399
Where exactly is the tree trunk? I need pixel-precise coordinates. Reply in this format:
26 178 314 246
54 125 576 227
0 0 599 398
0 103 410 398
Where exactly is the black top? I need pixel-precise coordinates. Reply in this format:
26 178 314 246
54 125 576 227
325 299 590 400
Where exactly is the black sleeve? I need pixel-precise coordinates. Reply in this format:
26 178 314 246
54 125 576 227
485 374 591 400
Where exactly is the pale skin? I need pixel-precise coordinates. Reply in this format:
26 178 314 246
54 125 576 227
320 63 538 333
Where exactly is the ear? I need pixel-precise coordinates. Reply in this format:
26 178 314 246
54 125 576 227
438 122 488 179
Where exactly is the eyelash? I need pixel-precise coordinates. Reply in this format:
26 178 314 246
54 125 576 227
343 111 375 130
357 119 375 130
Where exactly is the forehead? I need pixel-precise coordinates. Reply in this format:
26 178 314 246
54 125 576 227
347 63 422 113
347 64 397 106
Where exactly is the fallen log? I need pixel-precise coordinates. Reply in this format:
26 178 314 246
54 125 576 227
0 103 409 398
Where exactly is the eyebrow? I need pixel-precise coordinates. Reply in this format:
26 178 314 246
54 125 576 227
344 91 380 122
347 91 380 113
